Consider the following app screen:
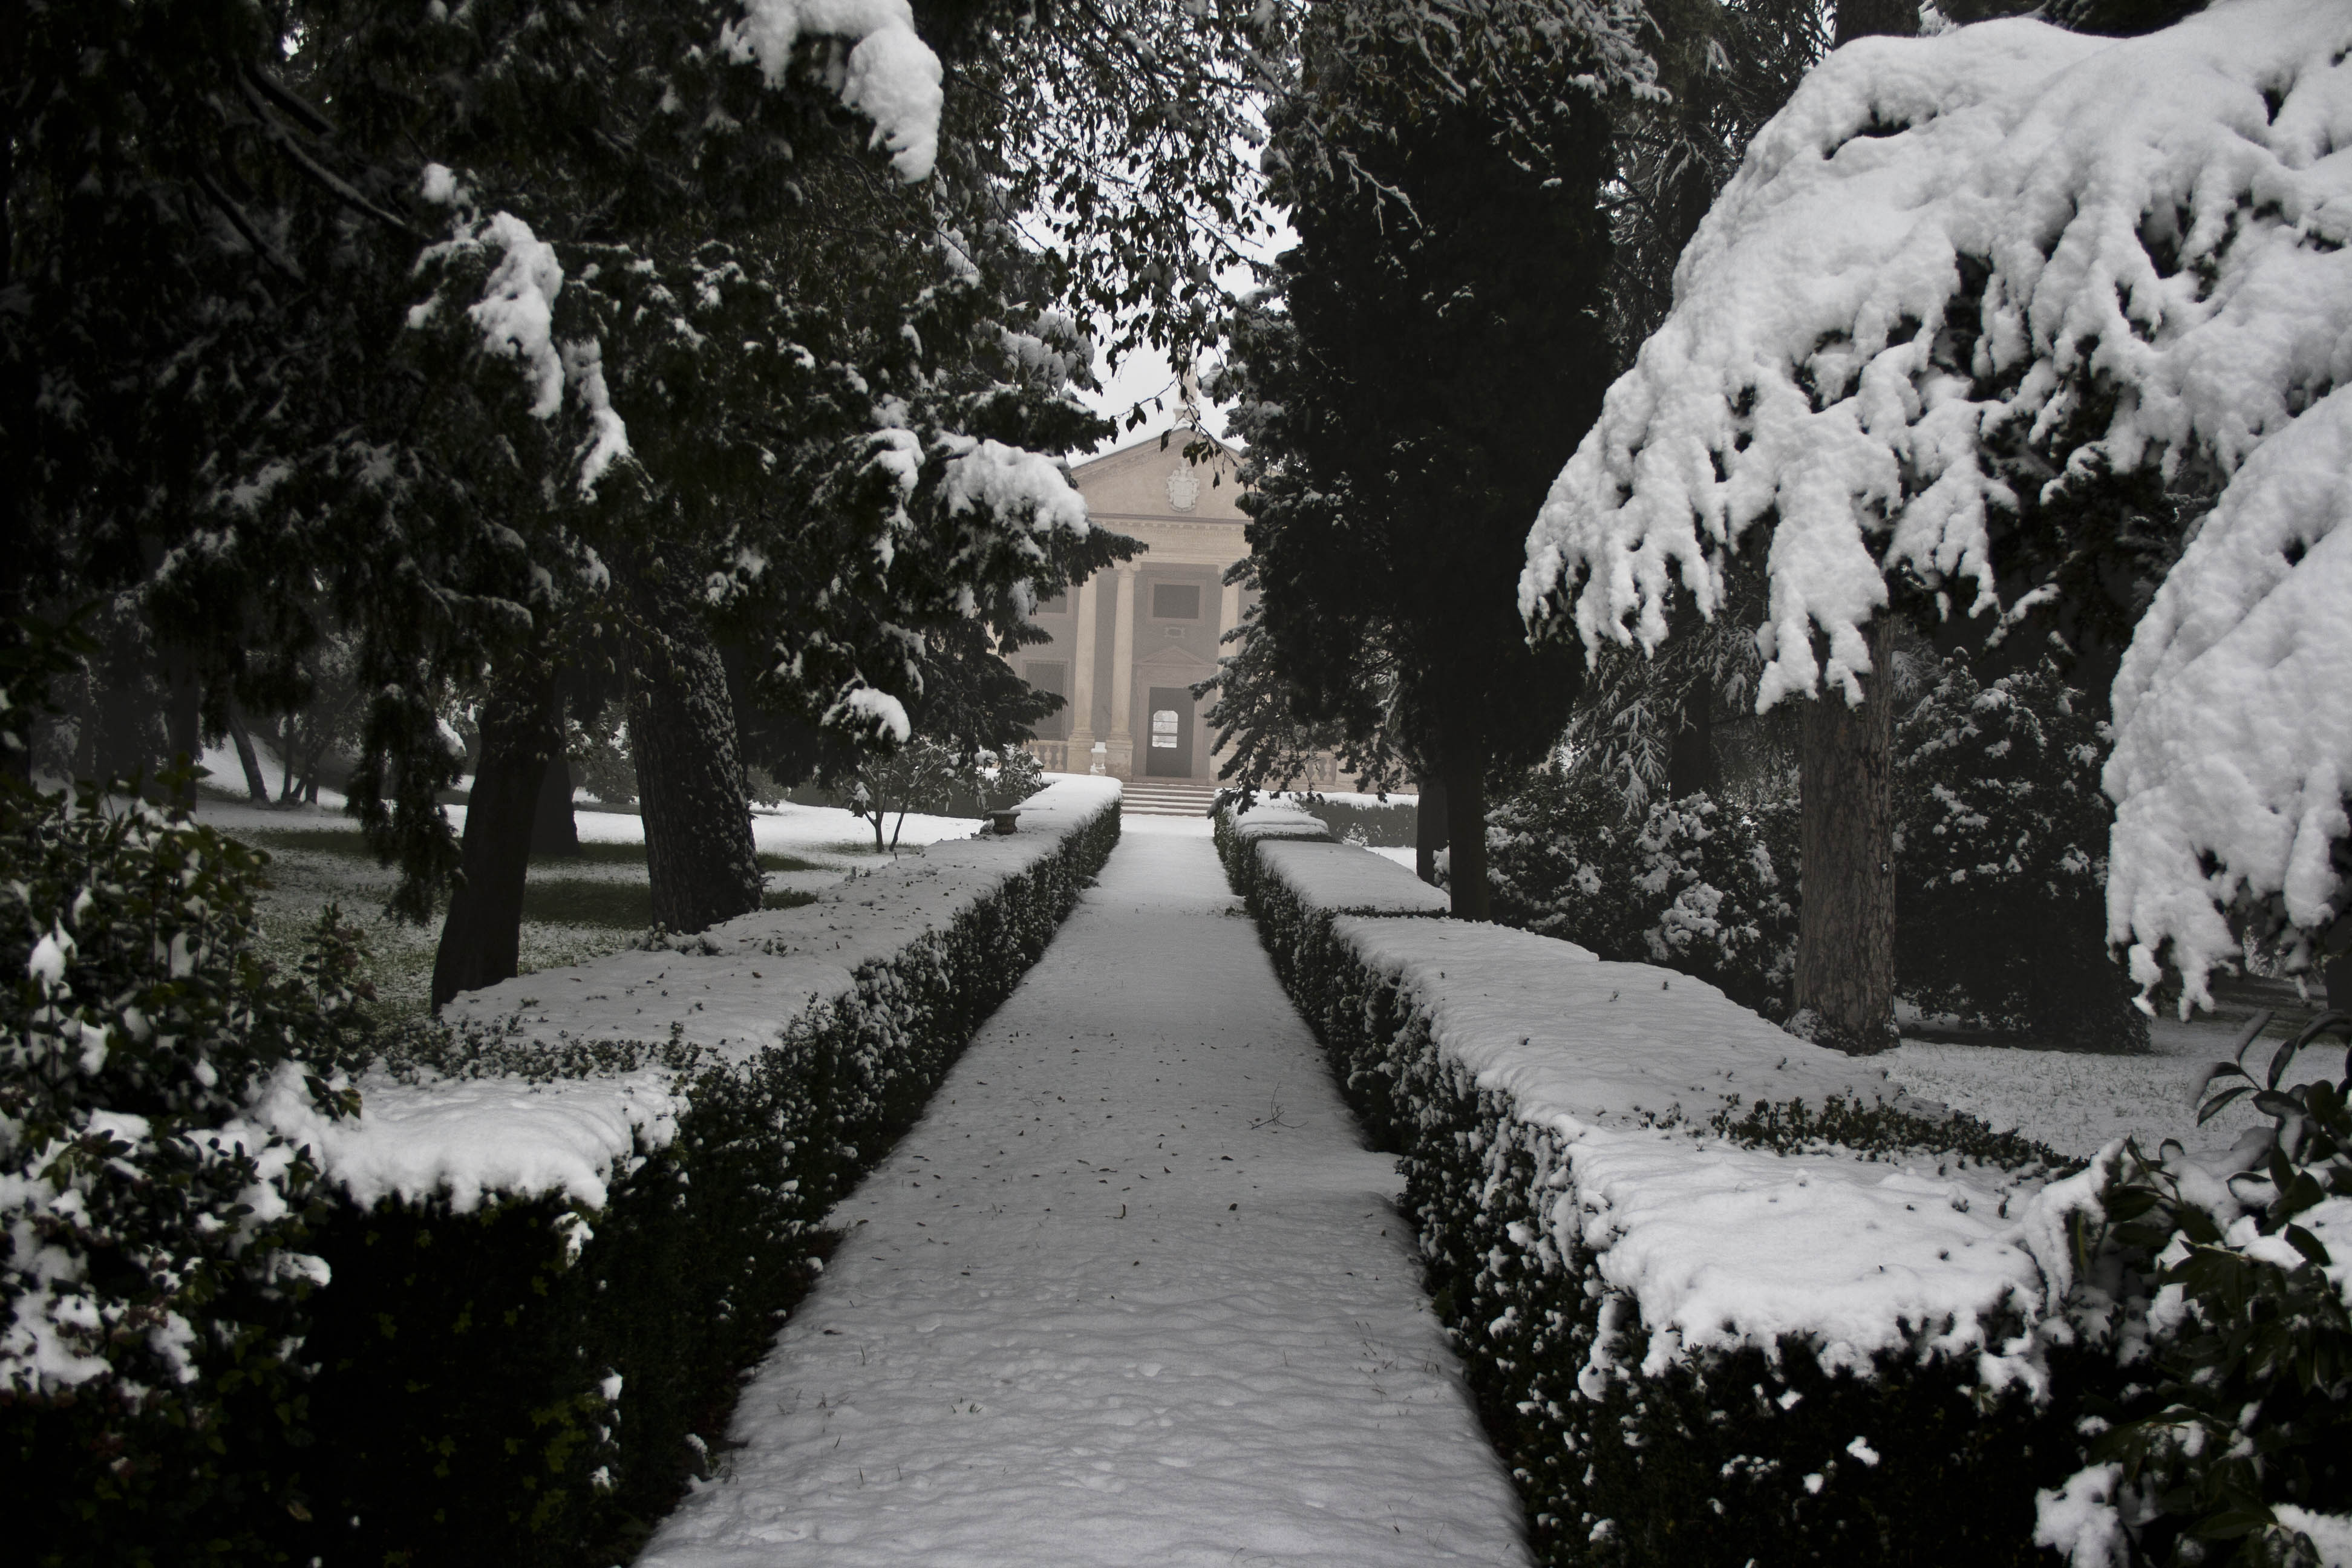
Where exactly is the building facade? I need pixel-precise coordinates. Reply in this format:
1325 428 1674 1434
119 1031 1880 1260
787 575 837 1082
1016 433 1250 782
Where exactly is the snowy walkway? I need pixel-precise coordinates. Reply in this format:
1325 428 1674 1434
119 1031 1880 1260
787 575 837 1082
639 818 1528 1567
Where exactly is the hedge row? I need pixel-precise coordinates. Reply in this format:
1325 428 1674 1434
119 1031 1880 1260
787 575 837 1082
1215 805 2103 1568
18 780 1120 1568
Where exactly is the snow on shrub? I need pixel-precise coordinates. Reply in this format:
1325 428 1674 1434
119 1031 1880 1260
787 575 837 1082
3 769 374 1553
1895 655 2145 1050
1487 765 1798 1018
1218 817 2128 1567
1519 0 2352 1014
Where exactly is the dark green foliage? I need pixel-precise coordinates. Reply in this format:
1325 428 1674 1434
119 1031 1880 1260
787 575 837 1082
1487 766 1800 1018
1205 0 1624 911
1710 1094 2077 1178
2060 1012 2352 1566
1 765 374 1565
1895 655 2146 1051
1217 820 2106 1567
1292 795 1419 849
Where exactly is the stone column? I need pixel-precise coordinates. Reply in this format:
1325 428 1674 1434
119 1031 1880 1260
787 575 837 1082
1105 565 1138 779
1212 578 1246 779
1067 575 1100 762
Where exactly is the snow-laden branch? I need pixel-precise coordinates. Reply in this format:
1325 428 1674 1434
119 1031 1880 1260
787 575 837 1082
722 0 944 182
938 436 1091 538
1519 0 2352 1009
2106 387 2352 1011
408 194 633 498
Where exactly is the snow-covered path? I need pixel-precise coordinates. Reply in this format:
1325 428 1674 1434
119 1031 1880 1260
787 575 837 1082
639 818 1529 1567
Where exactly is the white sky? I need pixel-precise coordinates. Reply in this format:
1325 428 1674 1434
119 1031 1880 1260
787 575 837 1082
1070 222 1293 456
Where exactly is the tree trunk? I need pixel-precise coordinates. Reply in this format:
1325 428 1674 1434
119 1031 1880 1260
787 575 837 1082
1665 687 1714 802
530 753 581 857
627 587 762 934
430 652 562 1011
1791 616 1900 1054
276 713 300 803
227 707 270 802
158 650 203 808
1415 773 1450 886
1441 756 1491 921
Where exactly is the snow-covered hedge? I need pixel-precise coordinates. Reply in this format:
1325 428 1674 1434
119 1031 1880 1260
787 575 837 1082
22 777 1118 1566
1217 811 2122 1567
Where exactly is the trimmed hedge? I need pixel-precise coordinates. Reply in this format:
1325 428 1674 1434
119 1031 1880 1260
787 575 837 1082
15 785 1119 1568
1217 817 2104 1568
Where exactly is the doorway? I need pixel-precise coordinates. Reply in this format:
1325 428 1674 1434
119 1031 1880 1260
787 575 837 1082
1144 687 1195 777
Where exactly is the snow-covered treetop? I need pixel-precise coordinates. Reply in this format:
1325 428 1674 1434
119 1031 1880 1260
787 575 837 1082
1520 0 2352 1011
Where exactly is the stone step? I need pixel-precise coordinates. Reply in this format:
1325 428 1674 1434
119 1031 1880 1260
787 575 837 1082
1119 781 1224 817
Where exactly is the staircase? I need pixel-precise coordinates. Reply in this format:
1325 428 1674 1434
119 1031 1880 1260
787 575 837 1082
1117 778 1226 818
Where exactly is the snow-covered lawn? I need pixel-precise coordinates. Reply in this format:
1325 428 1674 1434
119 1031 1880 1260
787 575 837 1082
1886 1008 2293 1162
638 817 1527 1567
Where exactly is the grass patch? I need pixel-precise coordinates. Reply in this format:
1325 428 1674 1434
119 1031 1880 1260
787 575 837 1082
757 851 828 873
521 878 653 928
241 826 371 858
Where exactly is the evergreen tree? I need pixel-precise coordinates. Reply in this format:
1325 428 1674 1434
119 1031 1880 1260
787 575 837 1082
1523 0 2342 1030
1210 0 1638 918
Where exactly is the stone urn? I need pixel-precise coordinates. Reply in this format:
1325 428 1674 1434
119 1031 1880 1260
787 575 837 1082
989 809 1022 835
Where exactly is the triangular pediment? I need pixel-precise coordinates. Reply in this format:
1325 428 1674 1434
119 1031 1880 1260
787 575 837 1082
1071 429 1246 523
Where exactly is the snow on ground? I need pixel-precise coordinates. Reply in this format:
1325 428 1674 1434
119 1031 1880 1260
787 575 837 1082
1884 1009 2325 1162
638 817 1528 1567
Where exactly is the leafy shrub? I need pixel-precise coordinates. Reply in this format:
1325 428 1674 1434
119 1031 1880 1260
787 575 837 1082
978 744 1045 811
1488 765 1798 1017
2 769 373 1564
1292 794 1417 847
2039 1013 2351 1567
1895 655 2145 1050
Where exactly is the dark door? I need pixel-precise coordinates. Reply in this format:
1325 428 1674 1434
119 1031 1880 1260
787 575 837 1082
1145 687 1194 777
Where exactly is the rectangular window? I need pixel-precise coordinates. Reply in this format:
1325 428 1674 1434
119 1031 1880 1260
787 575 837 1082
1151 582 1201 620
1024 661 1069 739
